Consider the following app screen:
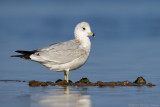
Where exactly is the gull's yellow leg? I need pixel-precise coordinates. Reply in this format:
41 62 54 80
66 69 69 83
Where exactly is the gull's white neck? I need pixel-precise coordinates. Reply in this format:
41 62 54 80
74 34 91 50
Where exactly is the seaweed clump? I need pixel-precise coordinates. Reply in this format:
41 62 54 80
79 78 90 84
27 76 155 87
147 82 155 87
29 80 55 87
134 76 146 85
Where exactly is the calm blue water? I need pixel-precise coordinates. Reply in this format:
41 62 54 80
0 0 160 107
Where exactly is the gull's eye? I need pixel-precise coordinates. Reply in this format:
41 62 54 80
83 27 85 30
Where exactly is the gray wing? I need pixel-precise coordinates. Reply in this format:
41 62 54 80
30 40 87 64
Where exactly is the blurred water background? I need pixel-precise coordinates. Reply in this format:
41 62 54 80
0 0 160 107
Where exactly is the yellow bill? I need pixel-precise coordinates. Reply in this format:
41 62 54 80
88 32 95 37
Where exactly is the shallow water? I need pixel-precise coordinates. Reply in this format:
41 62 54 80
0 0 160 107
0 81 160 107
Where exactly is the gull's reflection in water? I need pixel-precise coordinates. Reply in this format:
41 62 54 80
31 86 91 107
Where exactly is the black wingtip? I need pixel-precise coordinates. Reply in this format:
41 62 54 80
15 50 37 54
11 50 37 59
15 50 26 54
10 55 23 57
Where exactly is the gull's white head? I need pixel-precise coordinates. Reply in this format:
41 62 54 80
74 22 95 40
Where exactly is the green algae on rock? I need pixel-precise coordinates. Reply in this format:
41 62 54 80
78 78 90 84
134 76 146 85
29 80 51 87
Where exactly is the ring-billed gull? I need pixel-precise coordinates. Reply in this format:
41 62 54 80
11 22 95 82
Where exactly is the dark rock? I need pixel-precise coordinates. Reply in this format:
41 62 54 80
110 82 117 86
147 82 155 87
69 80 73 83
55 79 72 85
50 83 56 86
55 79 63 83
29 80 41 87
46 81 53 85
120 81 129 86
79 78 90 84
90 83 96 86
56 80 68 85
97 81 103 85
41 82 48 86
134 76 146 85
